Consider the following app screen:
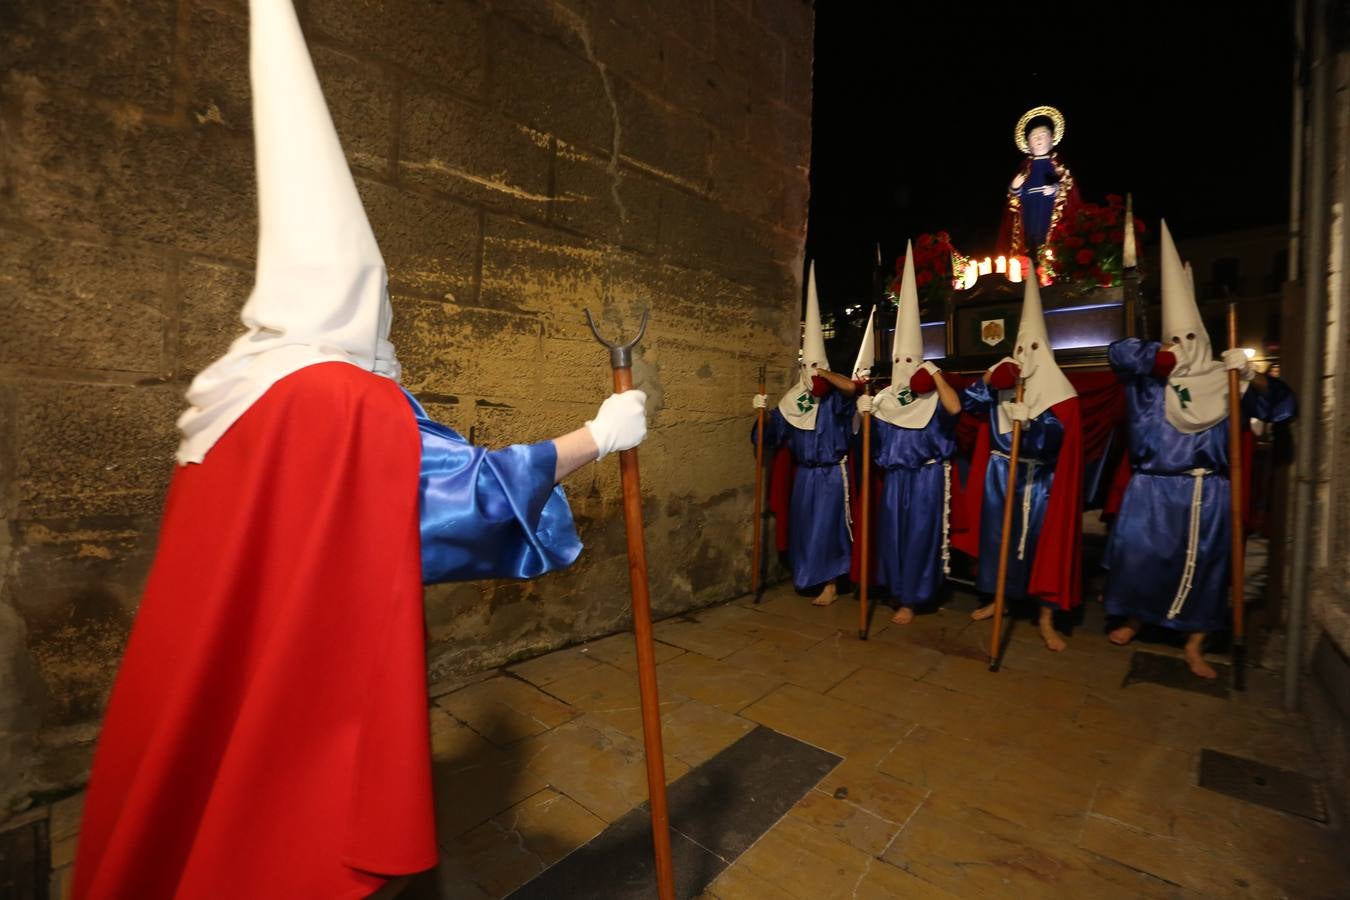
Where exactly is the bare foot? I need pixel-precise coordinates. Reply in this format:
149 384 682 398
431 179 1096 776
1038 610 1067 652
890 606 914 625
1107 621 1140 646
1185 649 1218 679
970 602 998 621
1039 622 1068 652
812 583 838 607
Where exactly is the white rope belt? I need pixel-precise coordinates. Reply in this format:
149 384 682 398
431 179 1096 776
1167 467 1214 620
840 459 852 543
992 450 1043 560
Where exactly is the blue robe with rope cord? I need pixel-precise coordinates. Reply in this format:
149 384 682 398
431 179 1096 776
753 388 856 591
1102 339 1296 632
867 408 957 606
962 380 1065 602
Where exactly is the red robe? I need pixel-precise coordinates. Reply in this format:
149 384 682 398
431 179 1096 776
951 396 1085 611
74 362 437 899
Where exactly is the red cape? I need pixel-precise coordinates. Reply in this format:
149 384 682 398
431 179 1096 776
951 396 1085 611
75 362 437 899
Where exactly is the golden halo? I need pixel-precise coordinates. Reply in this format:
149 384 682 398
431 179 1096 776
1015 106 1065 154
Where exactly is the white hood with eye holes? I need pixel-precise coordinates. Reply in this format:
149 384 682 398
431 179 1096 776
1159 221 1234 433
778 261 830 431
995 276 1076 434
873 241 940 429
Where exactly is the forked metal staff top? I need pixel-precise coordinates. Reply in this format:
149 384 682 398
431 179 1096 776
584 308 650 368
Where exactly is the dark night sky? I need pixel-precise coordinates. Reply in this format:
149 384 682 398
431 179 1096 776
805 1 1294 314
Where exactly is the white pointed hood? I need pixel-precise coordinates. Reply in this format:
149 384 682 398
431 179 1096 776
175 0 400 464
779 261 830 430
996 275 1075 433
851 306 877 381
1159 220 1229 433
874 241 939 429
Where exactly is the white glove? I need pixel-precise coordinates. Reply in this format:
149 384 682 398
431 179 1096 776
752 393 768 409
1222 348 1255 382
1007 401 1030 424
856 394 874 414
586 390 648 460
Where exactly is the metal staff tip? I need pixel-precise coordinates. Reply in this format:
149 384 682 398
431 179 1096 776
584 307 650 369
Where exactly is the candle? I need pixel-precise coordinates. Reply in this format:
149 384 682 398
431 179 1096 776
978 257 992 277
1123 193 1137 269
1009 257 1022 282
964 260 978 290
995 255 1007 274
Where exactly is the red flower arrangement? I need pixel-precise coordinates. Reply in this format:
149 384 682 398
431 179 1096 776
1043 194 1146 288
888 231 958 312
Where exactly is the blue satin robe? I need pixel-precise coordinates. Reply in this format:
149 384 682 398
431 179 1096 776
963 381 1064 601
754 389 856 590
868 409 957 606
403 391 583 585
1102 339 1296 632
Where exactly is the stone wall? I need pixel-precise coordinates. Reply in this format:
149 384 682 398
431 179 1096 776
0 0 813 812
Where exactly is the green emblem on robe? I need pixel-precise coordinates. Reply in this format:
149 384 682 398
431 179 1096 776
1171 384 1192 408
796 393 816 414
896 388 916 407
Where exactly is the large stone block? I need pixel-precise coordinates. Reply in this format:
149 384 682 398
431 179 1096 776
11 382 180 520
8 517 154 728
614 78 711 189
306 0 486 99
390 296 542 402
656 187 796 288
178 260 251 376
399 81 553 220
605 0 713 55
750 0 814 51
0 0 177 109
359 180 480 302
485 15 614 154
747 93 810 168
660 50 750 140
587 8 665 91
712 0 784 96
187 4 393 174
0 230 170 374
708 137 793 224
3 80 256 261
782 43 812 114
479 216 611 316
551 143 661 251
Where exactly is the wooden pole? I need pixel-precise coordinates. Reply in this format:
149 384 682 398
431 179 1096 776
1227 303 1247 691
752 366 767 603
585 310 675 900
988 382 1026 672
858 381 874 640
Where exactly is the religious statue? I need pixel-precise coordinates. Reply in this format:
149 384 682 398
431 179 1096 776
1000 105 1079 261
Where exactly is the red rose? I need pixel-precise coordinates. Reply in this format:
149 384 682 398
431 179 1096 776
918 234 934 248
1106 193 1123 207
1134 217 1146 234
1076 248 1095 266
1090 231 1105 243
917 270 934 287
1064 235 1085 250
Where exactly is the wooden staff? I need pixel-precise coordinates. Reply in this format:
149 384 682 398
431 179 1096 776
752 365 767 603
858 379 874 640
584 308 675 900
1227 303 1246 691
988 381 1026 672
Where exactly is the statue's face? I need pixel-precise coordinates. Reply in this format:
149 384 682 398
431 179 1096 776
1028 126 1053 157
